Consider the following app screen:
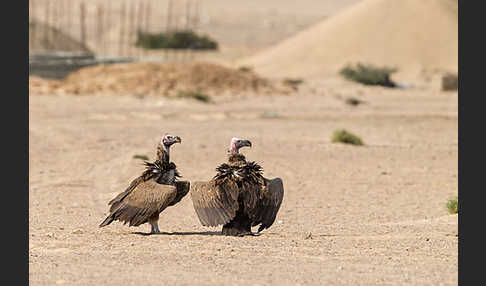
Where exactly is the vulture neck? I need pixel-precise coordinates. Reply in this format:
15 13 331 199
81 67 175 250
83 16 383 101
157 143 171 163
228 153 247 167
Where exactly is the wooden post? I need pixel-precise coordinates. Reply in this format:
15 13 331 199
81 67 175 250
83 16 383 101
143 1 151 58
52 0 58 45
43 0 50 50
185 0 191 30
136 1 144 58
166 0 173 60
97 4 104 55
105 1 111 56
191 0 201 60
80 2 87 50
119 2 126 56
66 0 72 39
144 1 151 33
128 1 136 57
29 0 33 52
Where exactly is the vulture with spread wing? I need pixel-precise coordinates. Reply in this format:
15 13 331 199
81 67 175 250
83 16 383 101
190 138 284 236
99 133 190 234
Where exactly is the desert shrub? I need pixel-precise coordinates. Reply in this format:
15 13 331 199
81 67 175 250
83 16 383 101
133 154 149 160
175 91 211 103
446 196 458 214
238 66 253 72
345 97 363 106
262 110 280 118
283 78 304 86
340 63 397 87
442 73 458 91
332 129 364 146
136 30 218 50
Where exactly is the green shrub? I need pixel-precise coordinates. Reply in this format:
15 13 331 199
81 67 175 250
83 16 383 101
340 63 397 87
136 30 218 50
446 196 458 214
332 129 364 146
175 91 211 103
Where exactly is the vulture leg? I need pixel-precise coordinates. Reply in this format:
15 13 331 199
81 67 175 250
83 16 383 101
148 215 160 234
221 210 252 237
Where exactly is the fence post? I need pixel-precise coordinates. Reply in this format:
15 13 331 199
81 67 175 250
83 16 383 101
143 1 151 58
29 0 33 52
105 1 111 56
119 2 126 56
97 4 104 56
136 1 144 58
43 0 50 49
80 2 87 50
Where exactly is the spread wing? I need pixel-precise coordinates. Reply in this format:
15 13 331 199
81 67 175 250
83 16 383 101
190 179 239 227
100 178 177 227
254 177 284 233
168 180 190 206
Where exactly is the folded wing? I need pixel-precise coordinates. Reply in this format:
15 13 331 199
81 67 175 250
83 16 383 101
169 180 190 206
100 179 177 227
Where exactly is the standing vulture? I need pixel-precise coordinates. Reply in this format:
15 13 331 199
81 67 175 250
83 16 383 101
99 133 190 234
190 138 284 236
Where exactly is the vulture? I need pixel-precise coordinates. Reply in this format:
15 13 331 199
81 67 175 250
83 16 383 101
190 138 284 236
99 133 190 234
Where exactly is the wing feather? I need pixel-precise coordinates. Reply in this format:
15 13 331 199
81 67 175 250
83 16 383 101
190 179 239 227
168 181 190 206
256 177 284 232
100 179 177 227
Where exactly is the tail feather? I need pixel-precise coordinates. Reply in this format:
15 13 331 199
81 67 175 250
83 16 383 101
99 215 114 227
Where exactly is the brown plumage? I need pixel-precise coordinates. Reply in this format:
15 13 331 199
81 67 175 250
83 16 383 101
99 133 189 233
190 138 284 236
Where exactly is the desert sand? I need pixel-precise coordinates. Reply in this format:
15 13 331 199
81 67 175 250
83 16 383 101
29 0 457 285
29 75 457 285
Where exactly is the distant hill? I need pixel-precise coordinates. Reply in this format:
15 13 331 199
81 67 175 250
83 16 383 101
238 0 458 79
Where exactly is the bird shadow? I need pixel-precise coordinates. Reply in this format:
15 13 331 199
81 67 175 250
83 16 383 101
132 231 263 237
132 231 222 236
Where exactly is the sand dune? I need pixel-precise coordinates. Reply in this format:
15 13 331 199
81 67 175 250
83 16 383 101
238 0 457 79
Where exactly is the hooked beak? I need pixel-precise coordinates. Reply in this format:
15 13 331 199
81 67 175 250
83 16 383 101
174 136 182 144
241 140 252 148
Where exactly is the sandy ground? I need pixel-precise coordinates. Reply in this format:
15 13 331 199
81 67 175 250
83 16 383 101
29 76 458 285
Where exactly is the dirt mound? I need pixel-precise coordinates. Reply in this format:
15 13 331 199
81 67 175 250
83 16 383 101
238 0 458 79
29 62 286 96
29 20 92 54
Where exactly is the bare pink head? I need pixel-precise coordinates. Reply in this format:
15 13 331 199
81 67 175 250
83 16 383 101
161 133 182 148
229 137 252 154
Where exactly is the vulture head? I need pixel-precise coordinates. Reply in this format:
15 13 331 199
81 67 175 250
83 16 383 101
161 133 182 147
229 137 252 154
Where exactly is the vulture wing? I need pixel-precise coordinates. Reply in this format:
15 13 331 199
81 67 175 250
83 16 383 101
100 179 177 227
168 181 190 206
255 177 284 233
190 179 239 227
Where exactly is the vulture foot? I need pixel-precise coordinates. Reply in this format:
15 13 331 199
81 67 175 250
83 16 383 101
222 219 252 237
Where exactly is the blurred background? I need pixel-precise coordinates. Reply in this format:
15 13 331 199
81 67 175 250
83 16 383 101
29 0 457 88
